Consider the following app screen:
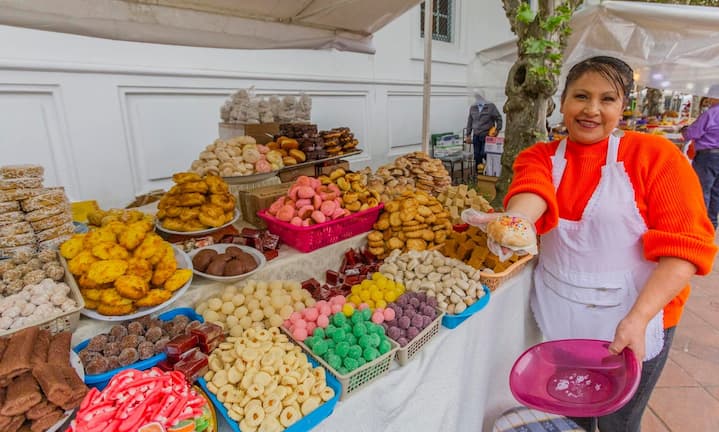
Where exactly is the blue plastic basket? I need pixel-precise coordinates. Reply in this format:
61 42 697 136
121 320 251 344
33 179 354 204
441 285 491 329
73 307 204 390
199 355 341 432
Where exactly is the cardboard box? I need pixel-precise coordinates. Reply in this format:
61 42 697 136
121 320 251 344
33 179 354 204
317 160 350 177
279 165 317 183
218 122 279 144
238 182 292 228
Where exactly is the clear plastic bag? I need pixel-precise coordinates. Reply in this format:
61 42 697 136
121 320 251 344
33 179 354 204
461 208 538 262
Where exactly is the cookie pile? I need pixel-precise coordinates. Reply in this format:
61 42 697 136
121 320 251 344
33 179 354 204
157 173 236 232
436 185 492 224
366 189 452 258
320 127 359 156
190 136 285 177
367 152 450 202
0 164 75 257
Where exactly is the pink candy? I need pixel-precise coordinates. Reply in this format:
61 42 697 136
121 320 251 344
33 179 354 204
383 308 396 321
358 303 370 311
303 307 319 321
331 303 342 314
289 312 302 323
330 295 346 305
294 318 307 328
317 315 330 328
292 327 308 341
306 322 317 335
319 304 332 316
371 311 385 324
283 319 292 328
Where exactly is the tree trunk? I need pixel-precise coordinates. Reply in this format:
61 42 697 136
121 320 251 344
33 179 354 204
644 88 664 117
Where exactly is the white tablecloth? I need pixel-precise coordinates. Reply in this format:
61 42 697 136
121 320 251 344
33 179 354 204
72 234 541 432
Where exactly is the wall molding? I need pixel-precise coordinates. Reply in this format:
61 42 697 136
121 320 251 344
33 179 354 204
0 83 81 199
0 59 469 89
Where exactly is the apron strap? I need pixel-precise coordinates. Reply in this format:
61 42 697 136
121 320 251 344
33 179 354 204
551 139 568 189
606 130 622 164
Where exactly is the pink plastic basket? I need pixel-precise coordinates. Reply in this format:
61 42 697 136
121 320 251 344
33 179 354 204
257 204 384 252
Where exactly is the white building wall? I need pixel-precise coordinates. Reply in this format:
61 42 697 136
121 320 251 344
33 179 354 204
0 1 514 208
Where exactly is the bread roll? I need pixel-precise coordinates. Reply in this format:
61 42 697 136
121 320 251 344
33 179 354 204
486 216 535 249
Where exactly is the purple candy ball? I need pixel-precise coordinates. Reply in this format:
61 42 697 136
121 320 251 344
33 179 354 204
397 296 408 307
403 308 415 319
421 305 433 316
398 316 411 330
409 297 420 308
397 337 409 347
416 292 427 302
427 297 438 308
411 314 424 329
407 326 420 340
388 326 402 340
422 315 433 328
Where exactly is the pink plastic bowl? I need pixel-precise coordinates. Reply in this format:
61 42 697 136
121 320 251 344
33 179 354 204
509 339 641 417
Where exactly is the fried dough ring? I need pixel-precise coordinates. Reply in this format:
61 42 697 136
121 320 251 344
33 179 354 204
114 274 150 300
209 193 235 212
205 175 229 194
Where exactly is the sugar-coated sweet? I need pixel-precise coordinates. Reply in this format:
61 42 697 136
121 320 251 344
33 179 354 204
319 304 332 316
411 314 424 329
331 303 342 314
383 307 396 321
306 322 317 334
387 326 401 340
342 303 354 317
290 312 302 322
371 310 384 324
317 314 329 328
330 295 346 305
407 326 420 340
294 318 307 328
292 326 309 341
378 339 392 354
398 316 411 330
397 337 409 346
313 339 328 356
363 347 380 362
358 302 370 310
352 322 367 337
347 345 363 359
331 313 346 326
343 357 358 371
303 307 319 321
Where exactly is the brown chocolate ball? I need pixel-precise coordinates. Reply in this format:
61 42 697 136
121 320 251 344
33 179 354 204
223 259 247 276
205 259 227 276
225 246 244 257
192 249 218 272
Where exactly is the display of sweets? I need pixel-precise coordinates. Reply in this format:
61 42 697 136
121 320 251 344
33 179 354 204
0 327 88 432
204 327 334 430
190 136 287 177
156 172 236 232
382 292 439 347
441 225 521 273
346 272 404 311
195 280 315 336
86 207 154 228
319 127 359 156
380 249 485 315
265 176 351 226
303 310 393 375
283 295 347 342
67 368 211 432
0 164 75 257
76 314 203 375
278 123 327 161
317 168 380 213
367 189 452 258
301 247 381 302
436 184 493 224
366 152 451 202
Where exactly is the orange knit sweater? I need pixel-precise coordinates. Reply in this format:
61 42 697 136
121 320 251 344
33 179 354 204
505 131 717 328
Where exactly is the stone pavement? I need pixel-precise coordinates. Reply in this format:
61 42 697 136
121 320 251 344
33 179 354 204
641 241 719 432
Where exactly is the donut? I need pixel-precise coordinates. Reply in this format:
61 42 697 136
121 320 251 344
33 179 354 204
209 193 235 211
289 149 306 163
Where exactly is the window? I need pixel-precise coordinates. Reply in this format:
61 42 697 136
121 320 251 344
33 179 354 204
420 0 453 43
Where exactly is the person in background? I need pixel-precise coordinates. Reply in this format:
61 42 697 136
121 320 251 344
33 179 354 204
683 92 719 228
465 90 502 167
465 56 716 432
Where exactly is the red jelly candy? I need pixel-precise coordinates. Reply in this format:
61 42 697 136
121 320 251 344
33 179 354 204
173 351 209 383
325 270 339 285
190 322 224 345
164 334 198 357
263 249 279 261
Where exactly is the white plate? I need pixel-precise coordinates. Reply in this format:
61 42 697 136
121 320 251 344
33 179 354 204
222 171 280 185
48 350 84 432
80 245 194 322
188 244 266 282
155 209 239 236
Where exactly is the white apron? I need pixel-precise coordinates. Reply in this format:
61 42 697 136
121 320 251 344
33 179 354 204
531 132 665 361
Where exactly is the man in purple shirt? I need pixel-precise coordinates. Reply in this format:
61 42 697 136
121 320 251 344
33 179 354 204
684 96 719 228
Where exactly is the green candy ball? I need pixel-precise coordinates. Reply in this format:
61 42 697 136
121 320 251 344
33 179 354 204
352 322 367 338
313 340 328 356
345 333 357 345
335 341 350 358
331 329 345 343
363 347 380 362
356 356 367 367
343 324 353 336
361 309 372 320
325 326 337 338
348 345 363 359
313 328 326 339
378 339 392 355
327 354 342 370
326 338 336 349
351 311 364 324
338 367 349 375
305 337 316 349
343 356 359 371
368 333 381 348
332 313 347 327
358 334 372 349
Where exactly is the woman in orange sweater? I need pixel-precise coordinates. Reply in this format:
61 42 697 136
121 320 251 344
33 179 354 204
469 57 716 431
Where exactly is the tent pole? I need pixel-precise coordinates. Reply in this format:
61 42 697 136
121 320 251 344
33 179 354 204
421 0 433 154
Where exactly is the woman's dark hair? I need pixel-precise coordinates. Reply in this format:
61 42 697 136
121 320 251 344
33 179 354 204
561 56 634 102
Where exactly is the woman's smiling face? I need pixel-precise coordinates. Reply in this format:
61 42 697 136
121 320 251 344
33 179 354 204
560 71 625 144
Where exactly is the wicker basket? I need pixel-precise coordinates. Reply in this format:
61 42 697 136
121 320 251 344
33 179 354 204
0 253 85 337
282 327 399 400
395 309 444 366
479 254 535 291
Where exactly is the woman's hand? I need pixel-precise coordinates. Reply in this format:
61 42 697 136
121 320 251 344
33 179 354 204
608 313 649 363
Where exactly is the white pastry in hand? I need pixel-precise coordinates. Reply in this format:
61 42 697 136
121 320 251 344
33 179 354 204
486 215 536 250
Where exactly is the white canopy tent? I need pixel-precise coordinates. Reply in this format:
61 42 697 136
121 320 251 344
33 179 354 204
0 0 437 150
472 1 719 100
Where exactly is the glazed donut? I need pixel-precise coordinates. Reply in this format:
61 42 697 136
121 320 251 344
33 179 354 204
289 149 306 163
172 172 202 184
209 193 236 211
